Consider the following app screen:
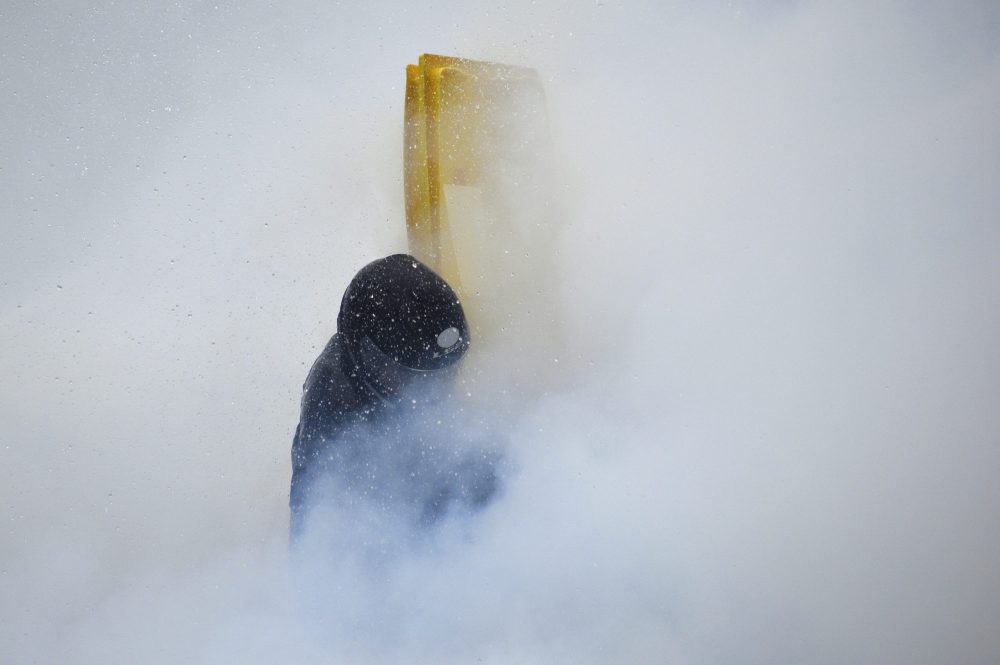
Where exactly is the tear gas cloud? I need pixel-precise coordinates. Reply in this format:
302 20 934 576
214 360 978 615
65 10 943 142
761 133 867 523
2 1 999 663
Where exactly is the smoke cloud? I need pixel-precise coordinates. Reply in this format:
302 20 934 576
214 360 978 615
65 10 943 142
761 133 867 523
2 1 999 663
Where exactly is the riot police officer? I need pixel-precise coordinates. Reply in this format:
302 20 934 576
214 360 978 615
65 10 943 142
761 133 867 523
290 254 498 541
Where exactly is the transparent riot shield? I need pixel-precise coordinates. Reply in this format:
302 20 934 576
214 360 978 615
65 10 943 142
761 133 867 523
404 54 562 390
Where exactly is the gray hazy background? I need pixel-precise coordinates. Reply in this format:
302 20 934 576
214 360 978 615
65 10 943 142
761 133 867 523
2 1 999 663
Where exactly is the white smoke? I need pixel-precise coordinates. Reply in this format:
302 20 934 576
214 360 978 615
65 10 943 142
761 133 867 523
2 1 999 663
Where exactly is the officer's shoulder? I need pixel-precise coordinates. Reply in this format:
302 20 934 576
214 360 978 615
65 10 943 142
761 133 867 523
303 333 344 388
301 334 369 412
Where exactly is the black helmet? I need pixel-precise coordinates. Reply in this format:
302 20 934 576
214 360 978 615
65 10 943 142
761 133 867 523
338 254 470 397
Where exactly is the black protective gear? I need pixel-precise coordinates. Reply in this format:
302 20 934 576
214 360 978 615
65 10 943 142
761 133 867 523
338 254 470 372
290 254 495 541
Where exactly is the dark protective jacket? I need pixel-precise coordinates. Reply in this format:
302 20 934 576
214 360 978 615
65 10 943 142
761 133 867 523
290 255 498 540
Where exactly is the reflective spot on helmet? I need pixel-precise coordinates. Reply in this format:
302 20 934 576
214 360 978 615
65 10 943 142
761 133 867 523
436 327 460 349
